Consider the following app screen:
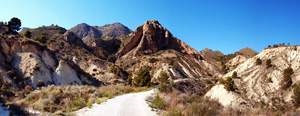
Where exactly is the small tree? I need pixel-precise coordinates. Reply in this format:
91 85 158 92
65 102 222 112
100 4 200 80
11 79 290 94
224 77 236 91
292 84 300 107
222 65 229 74
39 35 47 43
266 59 272 68
158 71 169 83
133 68 151 87
256 58 262 65
232 71 237 78
157 71 173 93
282 67 294 89
24 29 31 38
8 17 21 32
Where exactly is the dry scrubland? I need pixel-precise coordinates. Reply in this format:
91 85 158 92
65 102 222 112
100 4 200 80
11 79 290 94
0 83 149 115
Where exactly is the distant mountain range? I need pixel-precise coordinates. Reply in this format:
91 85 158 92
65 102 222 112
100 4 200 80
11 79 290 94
67 23 132 43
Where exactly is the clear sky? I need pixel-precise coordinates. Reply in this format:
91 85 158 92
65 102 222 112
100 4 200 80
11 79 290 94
1 0 299 54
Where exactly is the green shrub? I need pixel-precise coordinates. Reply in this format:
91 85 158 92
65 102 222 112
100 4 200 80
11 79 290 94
281 67 294 89
222 65 229 74
24 29 31 38
110 65 117 74
96 99 102 104
108 94 114 99
87 102 93 108
232 71 237 78
158 71 173 93
268 77 273 83
158 83 173 93
133 68 151 87
71 98 85 108
169 59 175 65
218 78 226 84
39 35 47 44
153 95 166 109
158 71 169 83
256 58 262 65
223 77 237 91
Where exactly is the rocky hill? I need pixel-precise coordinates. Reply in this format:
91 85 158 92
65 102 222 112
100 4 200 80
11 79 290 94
68 22 132 44
67 23 103 44
238 47 258 58
206 46 300 110
200 48 224 60
115 20 221 94
0 25 128 89
94 23 133 38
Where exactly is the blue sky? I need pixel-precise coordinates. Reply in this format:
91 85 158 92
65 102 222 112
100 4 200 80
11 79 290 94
1 0 299 54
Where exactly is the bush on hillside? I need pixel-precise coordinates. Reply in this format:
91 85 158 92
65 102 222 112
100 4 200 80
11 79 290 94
222 65 229 74
232 71 237 78
133 68 151 87
24 29 31 38
109 65 120 76
281 67 294 90
268 77 273 83
158 71 173 93
223 77 237 91
266 59 272 68
292 84 300 107
256 58 262 65
126 72 132 85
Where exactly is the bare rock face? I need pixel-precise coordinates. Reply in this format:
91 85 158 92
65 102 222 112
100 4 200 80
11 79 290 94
226 55 247 70
200 48 224 60
63 31 88 49
53 60 82 85
94 22 133 38
68 23 103 44
13 52 53 88
117 20 199 58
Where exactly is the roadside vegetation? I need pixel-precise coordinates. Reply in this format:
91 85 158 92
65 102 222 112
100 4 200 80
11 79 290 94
1 83 149 115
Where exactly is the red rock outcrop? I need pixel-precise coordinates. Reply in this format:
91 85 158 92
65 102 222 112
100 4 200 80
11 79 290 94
117 20 199 58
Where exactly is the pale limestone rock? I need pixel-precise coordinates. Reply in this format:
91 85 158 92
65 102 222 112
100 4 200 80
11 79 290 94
206 46 300 109
13 52 52 88
53 60 82 85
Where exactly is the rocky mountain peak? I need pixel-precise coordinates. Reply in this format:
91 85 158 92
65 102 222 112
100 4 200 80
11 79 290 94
237 47 258 58
117 20 199 58
94 22 132 38
200 48 224 60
